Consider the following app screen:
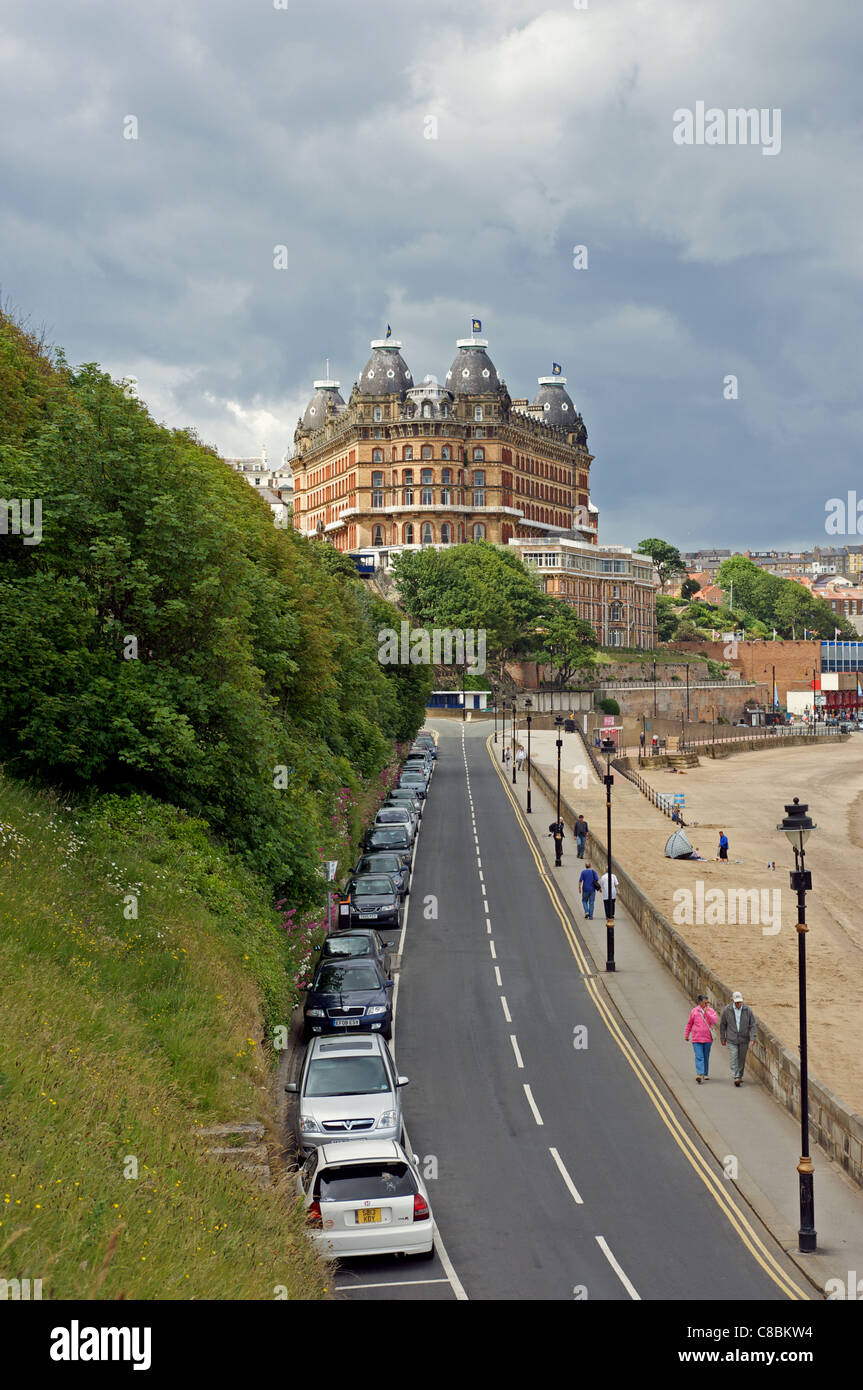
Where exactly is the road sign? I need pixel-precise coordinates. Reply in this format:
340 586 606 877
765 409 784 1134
326 860 339 882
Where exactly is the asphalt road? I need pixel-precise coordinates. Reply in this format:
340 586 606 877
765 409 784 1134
333 718 808 1302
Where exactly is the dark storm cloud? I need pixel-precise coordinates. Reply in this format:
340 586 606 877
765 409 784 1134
1 0 861 548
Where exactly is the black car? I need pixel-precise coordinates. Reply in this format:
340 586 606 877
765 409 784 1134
338 874 401 930
317 929 392 977
364 825 414 861
303 959 394 1042
353 851 410 897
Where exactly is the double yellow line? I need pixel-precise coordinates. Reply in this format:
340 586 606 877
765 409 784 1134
485 734 809 1302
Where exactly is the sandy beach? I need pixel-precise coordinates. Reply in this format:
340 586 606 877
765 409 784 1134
531 729 863 1114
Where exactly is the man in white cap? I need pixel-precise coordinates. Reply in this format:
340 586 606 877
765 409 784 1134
719 990 757 1086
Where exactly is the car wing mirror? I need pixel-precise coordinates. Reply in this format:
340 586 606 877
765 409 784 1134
284 1082 298 1093
397 1076 409 1087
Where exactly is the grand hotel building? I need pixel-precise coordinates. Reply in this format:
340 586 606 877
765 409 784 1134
290 329 656 647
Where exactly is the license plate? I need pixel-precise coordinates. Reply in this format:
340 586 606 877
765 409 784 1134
356 1208 381 1223
332 1018 361 1027
357 912 377 919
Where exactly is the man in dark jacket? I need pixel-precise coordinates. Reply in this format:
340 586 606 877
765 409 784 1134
719 990 757 1086
548 820 565 867
574 814 588 858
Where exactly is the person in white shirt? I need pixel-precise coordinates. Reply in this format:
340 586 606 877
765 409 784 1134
599 870 618 920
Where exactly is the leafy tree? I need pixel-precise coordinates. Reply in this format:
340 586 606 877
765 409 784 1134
636 538 685 589
680 578 701 600
655 595 679 641
535 606 598 685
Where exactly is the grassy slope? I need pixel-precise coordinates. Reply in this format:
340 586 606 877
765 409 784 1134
0 774 329 1300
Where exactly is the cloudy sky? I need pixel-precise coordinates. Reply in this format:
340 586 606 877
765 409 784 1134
2 0 860 550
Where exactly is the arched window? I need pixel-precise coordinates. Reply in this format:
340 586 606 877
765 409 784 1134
610 603 623 622
421 444 432 459
473 447 484 462
441 522 452 544
473 523 486 540
421 523 434 545
403 444 413 461
404 523 414 544
372 448 383 463
372 525 384 546
441 445 451 460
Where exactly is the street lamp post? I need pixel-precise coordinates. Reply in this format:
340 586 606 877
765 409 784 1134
525 695 530 811
493 697 498 744
512 698 518 783
601 735 616 972
685 662 690 725
653 660 658 717
502 699 507 762
461 666 466 722
555 715 563 825
777 797 818 1253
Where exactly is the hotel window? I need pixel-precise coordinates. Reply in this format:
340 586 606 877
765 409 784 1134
441 522 452 544
441 446 451 461
421 469 433 485
421 487 433 505
610 603 623 622
421 444 433 459
441 404 448 417
404 445 413 461
373 406 383 422
473 448 484 463
474 427 484 437
442 468 452 485
472 470 485 486
373 428 382 439
441 488 451 505
423 403 432 418
474 407 483 421
473 523 486 540
372 471 384 508
404 523 414 544
372 525 384 546
473 490 485 507
403 468 413 506
421 523 433 545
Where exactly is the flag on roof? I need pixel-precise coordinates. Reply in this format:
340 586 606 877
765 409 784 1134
472 318 482 334
386 324 392 338
552 362 562 375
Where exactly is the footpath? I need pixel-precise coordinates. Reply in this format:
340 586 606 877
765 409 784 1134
492 725 863 1299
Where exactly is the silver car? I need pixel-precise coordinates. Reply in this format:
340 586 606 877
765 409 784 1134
374 805 416 840
286 1033 408 1153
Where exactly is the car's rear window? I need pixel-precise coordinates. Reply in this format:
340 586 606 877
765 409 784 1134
370 829 407 843
376 809 409 823
358 855 401 873
314 964 381 992
322 938 370 958
318 1162 416 1201
306 1057 391 1097
352 877 395 895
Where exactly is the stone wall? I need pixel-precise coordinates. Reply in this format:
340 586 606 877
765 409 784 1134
528 759 863 1188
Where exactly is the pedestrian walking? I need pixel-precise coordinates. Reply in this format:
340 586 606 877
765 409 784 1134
639 730 646 751
599 868 618 920
516 745 526 772
548 819 565 867
504 747 511 768
717 830 729 863
684 994 718 1083
719 991 757 1086
578 861 601 919
651 734 659 755
574 813 588 858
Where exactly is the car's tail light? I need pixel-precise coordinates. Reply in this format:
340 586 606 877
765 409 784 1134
306 1199 322 1229
413 1193 430 1222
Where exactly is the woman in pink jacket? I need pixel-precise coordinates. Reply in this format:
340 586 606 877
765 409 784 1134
685 994 718 1084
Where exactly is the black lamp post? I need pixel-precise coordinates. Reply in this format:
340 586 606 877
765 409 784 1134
777 796 818 1253
461 666 466 722
601 735 616 971
525 695 530 811
512 699 518 783
653 660 658 717
502 698 507 763
554 715 563 824
493 697 498 744
685 661 690 724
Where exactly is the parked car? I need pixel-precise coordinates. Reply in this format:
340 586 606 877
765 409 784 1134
338 874 401 931
295 1139 434 1260
364 825 414 859
353 851 410 897
398 774 428 800
317 929 392 977
405 752 432 774
387 788 423 819
374 806 416 840
414 734 437 758
285 1033 408 1152
303 958 394 1041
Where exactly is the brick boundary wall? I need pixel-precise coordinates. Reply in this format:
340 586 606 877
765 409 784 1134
527 759 863 1188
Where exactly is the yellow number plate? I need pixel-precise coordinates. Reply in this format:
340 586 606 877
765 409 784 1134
356 1208 381 1224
